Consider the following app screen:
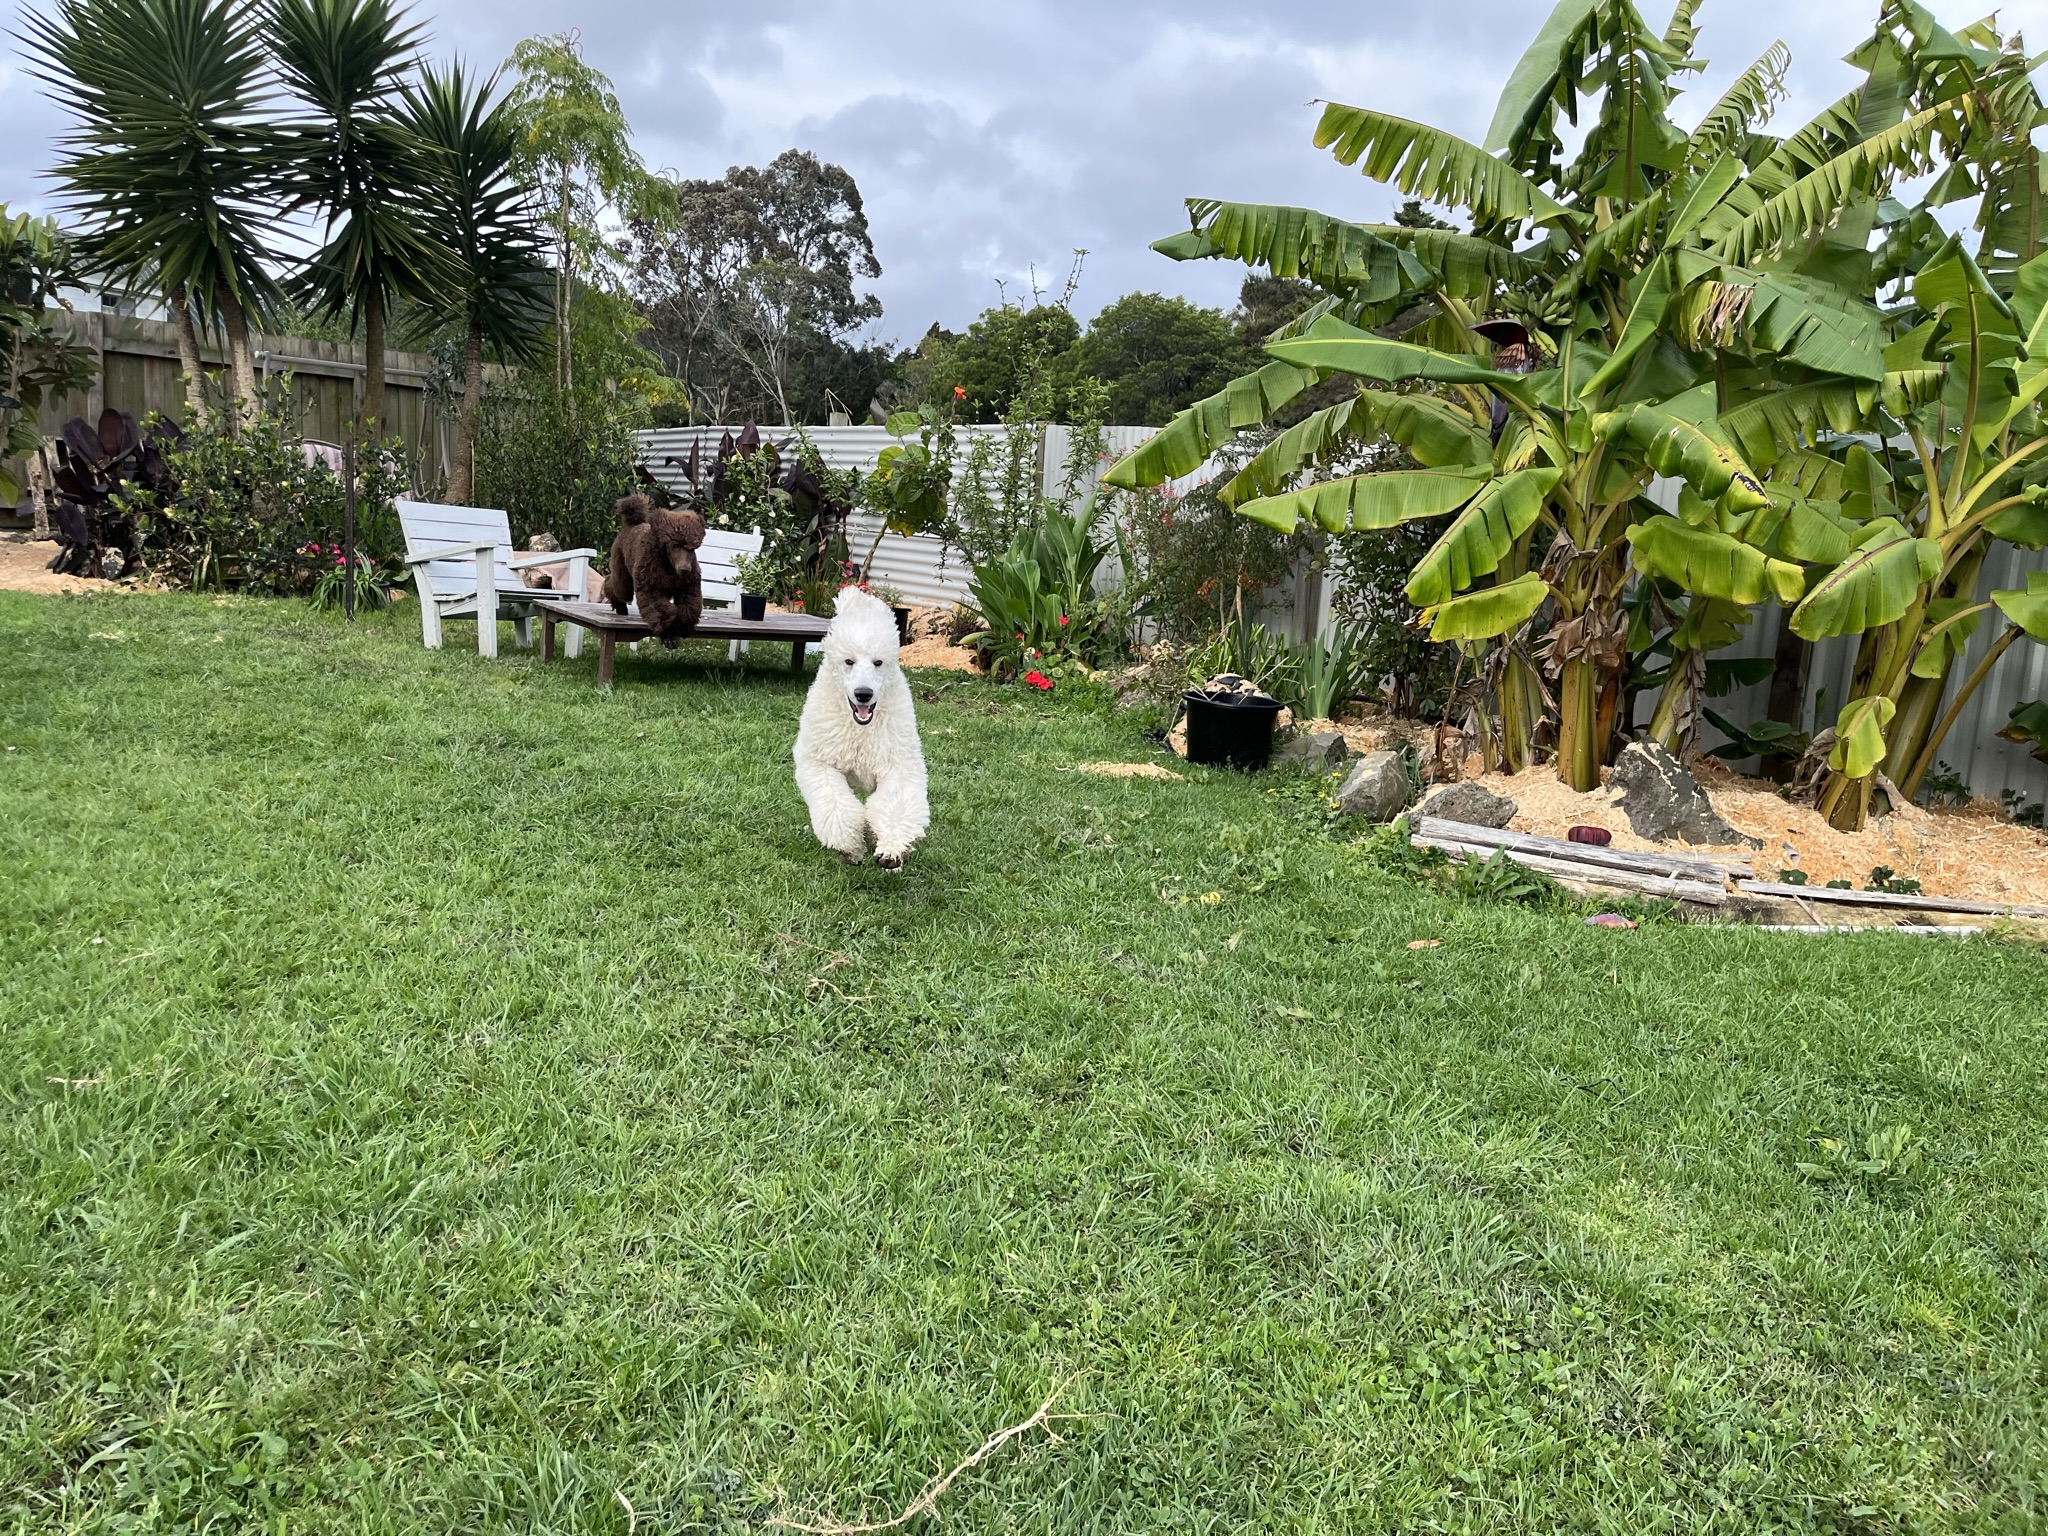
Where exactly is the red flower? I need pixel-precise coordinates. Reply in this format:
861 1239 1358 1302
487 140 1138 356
1015 632 1024 641
1023 670 1052 691
1057 614 1069 627
953 385 967 401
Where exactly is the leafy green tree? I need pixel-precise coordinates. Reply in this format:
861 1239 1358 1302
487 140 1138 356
402 62 551 505
270 0 444 433
0 209 99 504
27 0 282 421
938 302 1081 422
503 33 672 394
1076 292 1249 426
634 149 883 426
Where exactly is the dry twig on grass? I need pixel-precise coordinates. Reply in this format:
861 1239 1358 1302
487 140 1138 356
768 1384 1075 1534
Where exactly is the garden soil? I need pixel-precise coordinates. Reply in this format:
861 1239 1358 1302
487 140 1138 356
1466 759 2048 908
0 534 112 595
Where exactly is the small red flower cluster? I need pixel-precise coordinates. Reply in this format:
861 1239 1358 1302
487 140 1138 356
953 385 967 401
1023 670 1052 691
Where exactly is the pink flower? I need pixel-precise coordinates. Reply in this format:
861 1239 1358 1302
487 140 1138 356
1057 614 1069 627
1024 670 1052 691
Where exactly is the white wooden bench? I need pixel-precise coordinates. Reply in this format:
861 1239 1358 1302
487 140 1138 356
700 527 763 660
398 500 595 659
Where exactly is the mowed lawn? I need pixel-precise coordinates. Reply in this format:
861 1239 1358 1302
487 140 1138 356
2 589 2045 1535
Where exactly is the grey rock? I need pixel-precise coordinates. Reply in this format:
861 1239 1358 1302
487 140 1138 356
1334 750 1411 821
1414 781 1517 829
1275 729 1347 772
1608 740 1758 846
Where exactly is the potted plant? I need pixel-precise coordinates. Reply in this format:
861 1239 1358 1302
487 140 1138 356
864 579 911 642
732 550 770 621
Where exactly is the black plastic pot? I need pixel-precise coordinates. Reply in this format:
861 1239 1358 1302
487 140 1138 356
1182 689 1285 770
740 592 767 621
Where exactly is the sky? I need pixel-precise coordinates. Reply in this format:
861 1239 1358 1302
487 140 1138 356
4 0 2046 347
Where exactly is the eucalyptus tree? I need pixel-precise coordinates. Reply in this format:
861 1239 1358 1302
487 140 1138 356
1107 0 2026 798
271 0 444 432
402 62 551 505
26 0 282 421
502 33 672 393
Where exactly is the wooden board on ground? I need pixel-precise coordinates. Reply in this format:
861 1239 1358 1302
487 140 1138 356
540 600 831 686
1735 880 2048 920
1412 832 1729 906
1411 816 1751 884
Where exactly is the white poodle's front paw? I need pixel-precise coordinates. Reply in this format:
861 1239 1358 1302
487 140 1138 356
875 850 904 871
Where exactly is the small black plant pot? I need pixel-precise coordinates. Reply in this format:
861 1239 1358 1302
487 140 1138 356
892 604 913 644
1182 689 1285 771
740 592 768 621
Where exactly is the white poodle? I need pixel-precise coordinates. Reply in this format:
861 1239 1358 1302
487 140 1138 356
794 586 929 869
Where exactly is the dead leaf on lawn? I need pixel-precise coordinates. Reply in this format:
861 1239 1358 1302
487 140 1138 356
1406 939 1443 950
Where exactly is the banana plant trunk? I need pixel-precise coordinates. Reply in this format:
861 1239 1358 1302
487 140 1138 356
1557 656 1605 792
168 283 208 427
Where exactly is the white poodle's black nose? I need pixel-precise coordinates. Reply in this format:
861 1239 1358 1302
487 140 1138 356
852 686 875 705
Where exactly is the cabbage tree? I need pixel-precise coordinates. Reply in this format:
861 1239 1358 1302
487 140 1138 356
1107 0 1984 792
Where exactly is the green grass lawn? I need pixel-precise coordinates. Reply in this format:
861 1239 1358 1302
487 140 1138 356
3 589 2045 1534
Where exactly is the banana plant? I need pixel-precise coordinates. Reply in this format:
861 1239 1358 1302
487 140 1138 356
1107 0 2005 794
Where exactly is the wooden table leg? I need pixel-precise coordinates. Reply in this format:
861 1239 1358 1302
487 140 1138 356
599 630 617 688
541 611 555 663
791 639 807 672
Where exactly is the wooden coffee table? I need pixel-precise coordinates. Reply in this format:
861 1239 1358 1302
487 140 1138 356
539 601 831 686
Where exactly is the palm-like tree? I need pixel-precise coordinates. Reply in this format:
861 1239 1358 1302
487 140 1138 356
270 0 444 433
26 0 281 422
402 62 550 504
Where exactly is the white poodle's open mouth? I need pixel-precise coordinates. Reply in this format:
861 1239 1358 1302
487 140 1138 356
850 698 877 725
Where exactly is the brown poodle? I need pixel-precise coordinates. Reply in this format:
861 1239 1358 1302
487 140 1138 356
602 493 707 645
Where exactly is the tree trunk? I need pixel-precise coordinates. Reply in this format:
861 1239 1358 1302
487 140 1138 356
168 282 208 426
361 284 386 435
1496 654 1539 775
445 317 483 507
558 159 574 396
213 278 259 424
1556 657 1605 791
1762 615 1812 783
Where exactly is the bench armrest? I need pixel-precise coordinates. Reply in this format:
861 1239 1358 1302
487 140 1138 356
507 548 598 569
407 539 499 564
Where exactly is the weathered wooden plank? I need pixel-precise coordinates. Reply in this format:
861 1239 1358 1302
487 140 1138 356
1735 881 2048 919
1412 834 1729 905
1412 816 1750 884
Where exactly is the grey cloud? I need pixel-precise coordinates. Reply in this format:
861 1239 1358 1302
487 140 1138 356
5 0 2046 341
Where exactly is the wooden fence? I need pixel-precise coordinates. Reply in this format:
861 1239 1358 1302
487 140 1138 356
8 310 460 507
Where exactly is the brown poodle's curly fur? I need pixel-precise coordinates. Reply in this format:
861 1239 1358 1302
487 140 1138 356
602 492 707 644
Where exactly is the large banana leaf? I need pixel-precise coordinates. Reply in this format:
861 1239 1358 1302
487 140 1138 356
2006 249 2048 417
1220 391 1488 508
1740 270 1889 380
1580 254 1674 399
1683 42 1792 169
1828 695 1897 778
1910 596 1985 678
1628 516 1806 605
1992 571 2048 641
1592 403 1771 510
1707 105 1945 266
1237 467 1492 535
1715 379 1872 468
1405 467 1562 606
1365 224 1545 293
1483 0 1603 158
1421 571 1552 641
1788 519 1942 639
1102 358 1322 489
1266 324 1531 387
1155 201 1429 302
1767 493 1856 565
1312 104 1577 229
